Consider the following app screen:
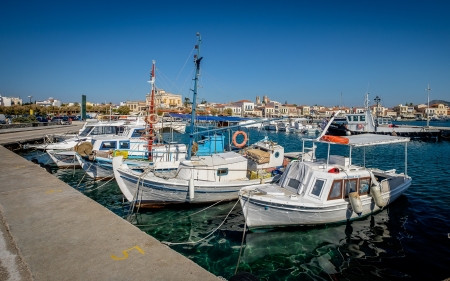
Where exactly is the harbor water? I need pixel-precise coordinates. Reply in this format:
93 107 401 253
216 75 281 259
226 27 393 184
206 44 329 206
18 123 450 280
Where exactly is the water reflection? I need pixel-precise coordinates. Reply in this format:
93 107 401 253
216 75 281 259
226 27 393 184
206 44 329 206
241 208 411 280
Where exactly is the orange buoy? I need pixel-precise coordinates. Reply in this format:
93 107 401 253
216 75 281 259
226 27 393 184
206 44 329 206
320 135 349 144
232 131 248 148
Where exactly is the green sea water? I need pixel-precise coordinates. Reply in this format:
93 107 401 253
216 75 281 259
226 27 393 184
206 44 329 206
19 126 450 280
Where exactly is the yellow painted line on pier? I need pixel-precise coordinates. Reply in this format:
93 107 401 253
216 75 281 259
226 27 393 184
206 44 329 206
111 246 145 260
13 165 26 169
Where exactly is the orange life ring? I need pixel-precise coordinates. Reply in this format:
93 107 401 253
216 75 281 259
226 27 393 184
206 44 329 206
357 124 364 130
320 135 349 144
232 131 248 148
146 114 159 124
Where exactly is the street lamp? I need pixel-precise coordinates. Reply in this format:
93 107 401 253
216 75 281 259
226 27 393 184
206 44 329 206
425 84 432 127
27 95 33 115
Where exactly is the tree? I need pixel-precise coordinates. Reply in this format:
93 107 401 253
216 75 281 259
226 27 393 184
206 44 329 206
184 97 191 108
117 106 130 115
224 108 233 116
210 108 219 116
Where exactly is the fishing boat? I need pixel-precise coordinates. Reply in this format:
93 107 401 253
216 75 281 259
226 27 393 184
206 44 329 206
276 121 289 132
74 61 187 179
238 117 412 230
112 33 287 207
326 93 440 139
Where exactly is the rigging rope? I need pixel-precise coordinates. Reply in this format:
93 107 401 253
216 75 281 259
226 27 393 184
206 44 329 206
161 198 240 246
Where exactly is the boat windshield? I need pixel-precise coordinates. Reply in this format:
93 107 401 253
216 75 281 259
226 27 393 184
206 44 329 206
79 126 94 137
88 126 120 136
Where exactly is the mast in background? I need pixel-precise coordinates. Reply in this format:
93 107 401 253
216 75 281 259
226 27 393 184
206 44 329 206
147 60 156 160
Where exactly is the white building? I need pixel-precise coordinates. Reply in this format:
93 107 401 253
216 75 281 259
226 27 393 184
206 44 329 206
0 95 22 106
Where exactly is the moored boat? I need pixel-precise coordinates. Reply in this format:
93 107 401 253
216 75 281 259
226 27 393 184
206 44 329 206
239 132 412 230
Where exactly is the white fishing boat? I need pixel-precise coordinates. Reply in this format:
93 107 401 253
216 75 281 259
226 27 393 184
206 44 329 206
302 124 321 134
113 136 285 207
326 93 440 139
288 119 307 133
75 61 187 179
52 119 129 141
75 138 186 180
239 119 412 229
112 33 287 207
263 120 277 131
47 150 81 168
276 121 289 132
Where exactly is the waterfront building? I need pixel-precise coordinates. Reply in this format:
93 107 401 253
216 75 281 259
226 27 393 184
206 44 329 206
297 105 311 116
148 89 182 110
36 97 61 107
233 100 255 117
126 100 147 113
0 95 22 106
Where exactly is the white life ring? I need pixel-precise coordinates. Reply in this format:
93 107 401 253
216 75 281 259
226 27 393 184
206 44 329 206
146 114 159 124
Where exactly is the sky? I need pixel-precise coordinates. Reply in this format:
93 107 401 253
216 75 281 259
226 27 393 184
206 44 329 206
1 0 449 108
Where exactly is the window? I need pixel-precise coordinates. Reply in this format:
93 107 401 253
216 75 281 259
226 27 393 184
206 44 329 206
274 151 280 158
131 129 145 138
100 141 116 150
359 178 370 195
119 141 130 149
328 180 343 200
287 178 300 189
217 168 228 176
310 179 325 198
344 179 358 198
360 115 366 121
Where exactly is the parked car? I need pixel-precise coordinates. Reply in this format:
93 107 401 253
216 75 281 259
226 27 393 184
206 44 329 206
68 115 79 121
51 116 71 125
36 116 49 123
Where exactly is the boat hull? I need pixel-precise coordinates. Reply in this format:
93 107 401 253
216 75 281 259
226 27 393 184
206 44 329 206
240 178 411 229
113 160 275 207
47 150 80 168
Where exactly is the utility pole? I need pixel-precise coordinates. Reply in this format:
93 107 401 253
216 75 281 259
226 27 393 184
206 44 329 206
425 84 432 127
374 95 381 130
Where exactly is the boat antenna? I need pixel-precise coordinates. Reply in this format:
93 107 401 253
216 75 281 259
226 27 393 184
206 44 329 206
146 60 156 160
186 32 202 160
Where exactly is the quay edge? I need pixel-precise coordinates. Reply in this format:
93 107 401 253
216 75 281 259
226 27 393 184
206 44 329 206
0 145 219 281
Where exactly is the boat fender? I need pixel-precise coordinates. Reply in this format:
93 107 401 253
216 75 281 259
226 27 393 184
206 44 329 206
370 184 386 208
348 191 363 216
188 178 195 201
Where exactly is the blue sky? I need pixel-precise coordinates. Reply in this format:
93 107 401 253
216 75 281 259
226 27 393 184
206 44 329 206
1 0 449 108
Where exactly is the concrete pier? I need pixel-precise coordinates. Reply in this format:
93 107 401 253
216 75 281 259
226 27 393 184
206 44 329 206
0 145 218 280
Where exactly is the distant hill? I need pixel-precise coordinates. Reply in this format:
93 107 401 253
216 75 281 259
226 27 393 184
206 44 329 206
429 100 450 106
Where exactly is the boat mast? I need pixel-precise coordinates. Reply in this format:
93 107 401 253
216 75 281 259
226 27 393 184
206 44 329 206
147 60 156 160
186 32 202 160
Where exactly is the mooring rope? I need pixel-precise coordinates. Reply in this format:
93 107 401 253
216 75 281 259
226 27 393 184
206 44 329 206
134 198 227 227
84 176 115 192
161 198 240 246
234 190 253 274
127 167 153 222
